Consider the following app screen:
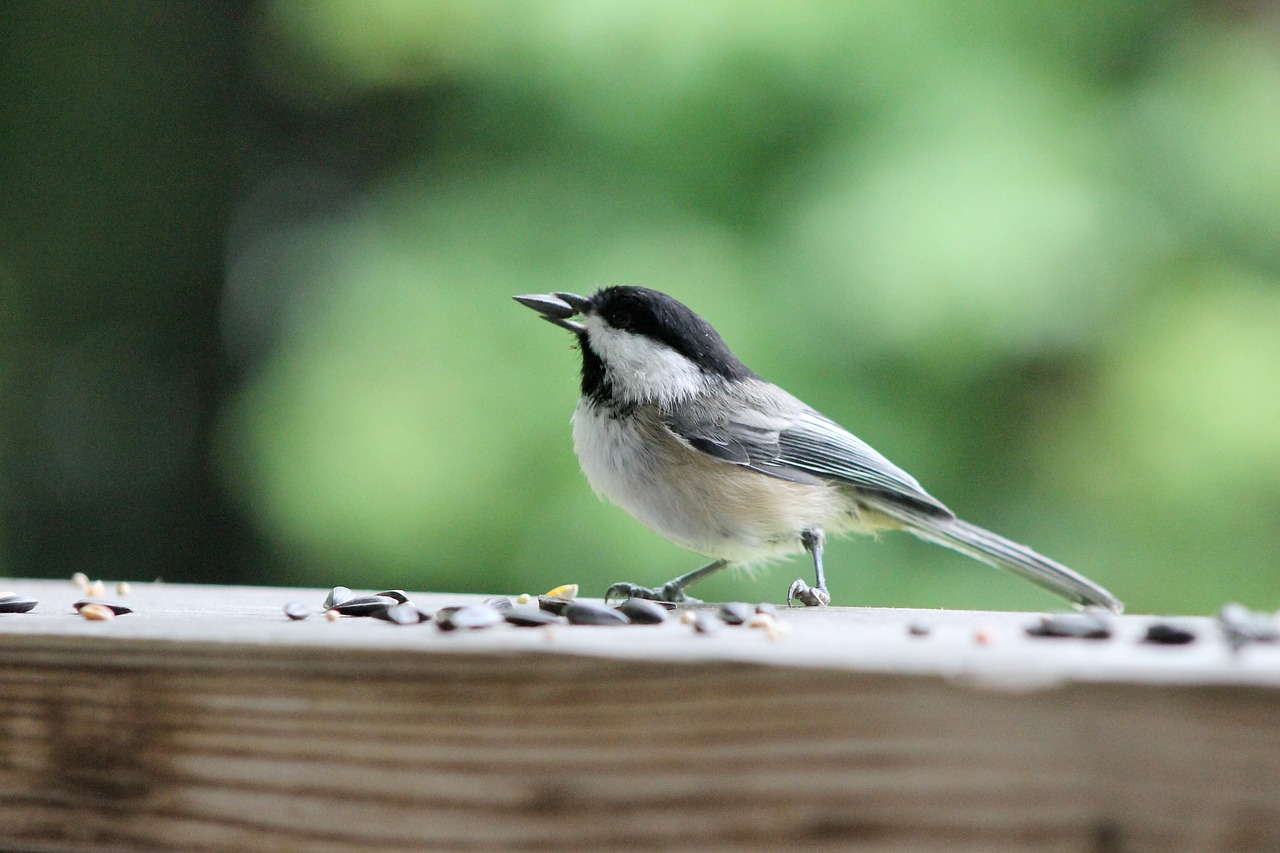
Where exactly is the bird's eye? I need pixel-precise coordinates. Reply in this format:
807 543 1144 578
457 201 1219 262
610 309 632 329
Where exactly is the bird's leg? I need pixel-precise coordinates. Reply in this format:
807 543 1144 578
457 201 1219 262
787 528 831 607
605 559 729 604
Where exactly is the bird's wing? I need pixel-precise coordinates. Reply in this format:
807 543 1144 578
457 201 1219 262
662 400 953 518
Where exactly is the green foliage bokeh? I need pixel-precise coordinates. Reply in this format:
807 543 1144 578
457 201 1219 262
2 2 1278 614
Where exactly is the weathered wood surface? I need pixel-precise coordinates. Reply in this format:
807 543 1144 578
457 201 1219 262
2 578 1279 852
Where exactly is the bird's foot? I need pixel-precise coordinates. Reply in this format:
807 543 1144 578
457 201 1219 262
787 579 830 607
605 581 701 604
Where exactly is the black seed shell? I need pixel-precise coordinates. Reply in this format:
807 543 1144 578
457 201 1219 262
437 605 503 631
504 608 561 627
719 602 753 625
332 595 399 617
72 600 133 615
374 602 431 624
1143 622 1197 645
0 596 38 614
538 595 573 615
565 602 629 626
617 598 668 625
323 586 355 609
1025 612 1112 640
283 601 311 621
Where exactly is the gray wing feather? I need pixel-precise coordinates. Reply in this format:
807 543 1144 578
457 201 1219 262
662 395 952 516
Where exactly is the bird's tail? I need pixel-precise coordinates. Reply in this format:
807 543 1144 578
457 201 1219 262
882 508 1123 613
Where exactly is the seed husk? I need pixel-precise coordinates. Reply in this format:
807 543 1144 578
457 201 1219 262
691 611 719 634
504 608 561 627
1217 603 1277 652
437 605 503 631
1143 622 1197 645
324 586 355 609
633 599 678 611
79 603 115 621
481 596 513 611
907 620 932 637
72 600 133 615
374 602 431 625
331 595 399 617
1026 612 1112 640
538 595 573 615
754 603 778 618
748 612 791 639
565 601 629 626
718 602 754 626
283 601 311 621
617 597 668 625
0 595 38 614
374 589 410 604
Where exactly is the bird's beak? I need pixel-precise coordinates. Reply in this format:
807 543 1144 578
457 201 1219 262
513 292 589 334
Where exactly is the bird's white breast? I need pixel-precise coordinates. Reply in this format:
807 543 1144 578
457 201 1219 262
571 399 866 563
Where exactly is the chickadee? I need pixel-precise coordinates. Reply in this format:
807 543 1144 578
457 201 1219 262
515 286 1122 612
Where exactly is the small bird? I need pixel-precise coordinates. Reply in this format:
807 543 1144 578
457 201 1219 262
515 286 1122 612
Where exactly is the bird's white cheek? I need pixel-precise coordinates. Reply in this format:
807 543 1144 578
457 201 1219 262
585 321 708 404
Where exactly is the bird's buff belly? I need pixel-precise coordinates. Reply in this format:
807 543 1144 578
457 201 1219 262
571 403 875 562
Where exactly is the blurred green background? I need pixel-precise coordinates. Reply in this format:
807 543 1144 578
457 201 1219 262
2 1 1277 614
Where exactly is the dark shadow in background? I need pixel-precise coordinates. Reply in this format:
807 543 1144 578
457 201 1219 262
0 2 428 583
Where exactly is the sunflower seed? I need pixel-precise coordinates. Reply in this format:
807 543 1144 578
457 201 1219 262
504 608 561 627
565 601 629 626
332 595 399 617
481 596 513 611
1026 612 1112 640
79 603 115 621
323 586 355 609
72 600 133 615
0 595 38 614
691 611 719 634
437 605 503 631
374 590 410 604
374 602 431 625
283 601 311 621
1143 622 1196 645
718 602 754 625
617 597 668 624
748 612 791 639
1218 603 1278 652
538 595 573 615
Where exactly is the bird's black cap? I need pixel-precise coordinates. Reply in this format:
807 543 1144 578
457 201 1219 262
587 286 754 383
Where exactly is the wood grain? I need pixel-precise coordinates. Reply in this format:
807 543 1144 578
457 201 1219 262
2 579 1279 851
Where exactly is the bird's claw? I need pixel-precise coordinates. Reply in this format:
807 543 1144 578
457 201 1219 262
605 581 701 604
787 579 830 607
